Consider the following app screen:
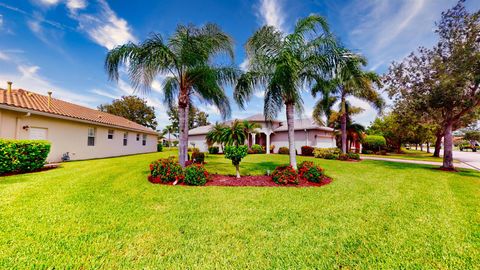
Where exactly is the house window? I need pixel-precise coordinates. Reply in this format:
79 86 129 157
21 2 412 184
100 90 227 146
108 129 114 139
123 132 128 146
136 133 140 141
142 134 147 146
88 128 96 146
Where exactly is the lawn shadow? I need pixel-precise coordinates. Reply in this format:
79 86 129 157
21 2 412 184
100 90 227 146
364 160 480 178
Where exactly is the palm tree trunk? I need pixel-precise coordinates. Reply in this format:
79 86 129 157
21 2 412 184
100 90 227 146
183 102 190 162
286 102 297 169
168 132 171 148
340 113 347 154
442 121 454 170
178 105 187 167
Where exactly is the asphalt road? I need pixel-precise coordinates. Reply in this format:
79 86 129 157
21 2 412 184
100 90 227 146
451 150 480 170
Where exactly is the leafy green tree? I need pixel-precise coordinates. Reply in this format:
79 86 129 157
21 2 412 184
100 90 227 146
206 122 227 150
224 145 248 178
242 120 261 148
385 1 480 169
98 96 157 129
105 24 238 167
167 105 211 134
312 49 384 154
463 131 480 142
234 15 338 169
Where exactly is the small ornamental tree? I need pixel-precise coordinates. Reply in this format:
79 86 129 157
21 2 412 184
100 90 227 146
224 145 248 178
362 135 386 152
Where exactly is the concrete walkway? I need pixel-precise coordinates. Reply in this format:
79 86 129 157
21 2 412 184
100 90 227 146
361 156 476 170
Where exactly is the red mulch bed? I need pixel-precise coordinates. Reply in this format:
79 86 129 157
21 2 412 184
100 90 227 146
150 174 332 187
206 174 332 187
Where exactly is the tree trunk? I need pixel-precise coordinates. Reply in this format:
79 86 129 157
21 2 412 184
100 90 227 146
235 164 240 179
286 102 297 170
433 133 443 157
420 143 423 152
442 121 455 170
184 102 190 162
168 132 171 148
178 105 187 167
427 142 430 153
340 95 347 154
415 144 418 150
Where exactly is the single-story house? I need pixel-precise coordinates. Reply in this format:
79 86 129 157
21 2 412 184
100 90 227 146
188 114 336 154
0 83 158 162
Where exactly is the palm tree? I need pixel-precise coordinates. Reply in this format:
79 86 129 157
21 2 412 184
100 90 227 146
162 125 175 147
242 120 261 148
105 24 239 166
221 119 246 146
234 15 338 169
206 122 227 151
311 50 384 153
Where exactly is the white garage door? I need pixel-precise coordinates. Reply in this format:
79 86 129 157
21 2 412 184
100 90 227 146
29 127 48 140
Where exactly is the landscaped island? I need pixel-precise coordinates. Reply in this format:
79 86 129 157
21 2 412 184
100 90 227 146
0 148 478 268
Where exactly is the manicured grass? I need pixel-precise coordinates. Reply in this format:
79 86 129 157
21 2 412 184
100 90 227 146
361 149 456 163
0 149 479 268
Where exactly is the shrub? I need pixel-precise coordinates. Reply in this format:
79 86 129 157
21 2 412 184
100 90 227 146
149 157 184 183
191 151 205 164
278 147 289 154
362 135 386 151
208 146 219 154
270 144 275 153
301 146 315 156
361 149 374 154
224 145 248 178
172 140 179 147
298 161 324 183
157 143 163 152
338 153 349 161
188 147 200 153
348 152 360 160
0 139 51 175
251 144 265 154
313 148 341 159
272 165 298 185
184 164 208 186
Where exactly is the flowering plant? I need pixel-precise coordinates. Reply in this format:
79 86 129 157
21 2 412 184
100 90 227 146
184 164 209 186
272 165 298 185
148 157 184 184
298 161 324 183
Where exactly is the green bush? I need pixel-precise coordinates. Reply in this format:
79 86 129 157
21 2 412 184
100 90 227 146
348 152 360 160
191 151 205 164
272 165 298 185
251 144 265 154
148 157 184 183
157 143 163 152
361 149 374 154
208 146 219 154
338 153 349 161
184 164 208 186
313 148 341 159
224 145 248 178
363 135 386 151
298 161 324 183
0 139 51 175
278 147 289 154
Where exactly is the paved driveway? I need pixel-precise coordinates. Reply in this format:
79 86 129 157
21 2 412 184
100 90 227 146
450 150 480 170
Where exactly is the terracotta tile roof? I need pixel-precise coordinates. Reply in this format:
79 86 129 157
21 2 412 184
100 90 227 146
0 89 157 134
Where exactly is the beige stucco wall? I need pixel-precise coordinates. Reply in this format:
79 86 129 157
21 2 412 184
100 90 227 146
0 109 157 162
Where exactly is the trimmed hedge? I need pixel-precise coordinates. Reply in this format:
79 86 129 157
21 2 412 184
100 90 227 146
157 143 163 152
0 139 51 175
208 146 219 154
251 144 265 154
313 148 341 159
362 135 386 151
301 146 314 156
278 147 289 155
191 151 205 164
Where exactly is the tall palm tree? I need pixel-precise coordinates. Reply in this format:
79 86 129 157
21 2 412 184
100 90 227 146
105 23 239 166
312 50 384 153
234 15 338 169
221 119 246 146
162 125 175 147
242 120 261 148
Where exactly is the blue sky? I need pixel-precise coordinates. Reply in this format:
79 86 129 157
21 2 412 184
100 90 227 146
0 0 479 129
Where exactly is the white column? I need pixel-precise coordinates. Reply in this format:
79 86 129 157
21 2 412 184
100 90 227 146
266 132 271 154
252 133 256 145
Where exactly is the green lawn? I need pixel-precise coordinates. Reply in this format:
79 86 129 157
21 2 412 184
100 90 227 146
1 149 479 268
361 149 455 163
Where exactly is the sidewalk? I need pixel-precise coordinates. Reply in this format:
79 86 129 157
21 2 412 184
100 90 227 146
361 156 477 170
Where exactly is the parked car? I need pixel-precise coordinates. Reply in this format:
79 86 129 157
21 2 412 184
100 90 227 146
459 140 479 152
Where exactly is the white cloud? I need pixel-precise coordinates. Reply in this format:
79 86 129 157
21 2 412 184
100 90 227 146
239 58 249 71
35 0 61 6
70 0 136 50
256 0 286 32
66 0 86 11
0 51 10 61
253 90 265 98
0 14 3 28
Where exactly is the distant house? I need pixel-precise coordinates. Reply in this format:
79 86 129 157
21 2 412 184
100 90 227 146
188 114 336 154
0 83 158 162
